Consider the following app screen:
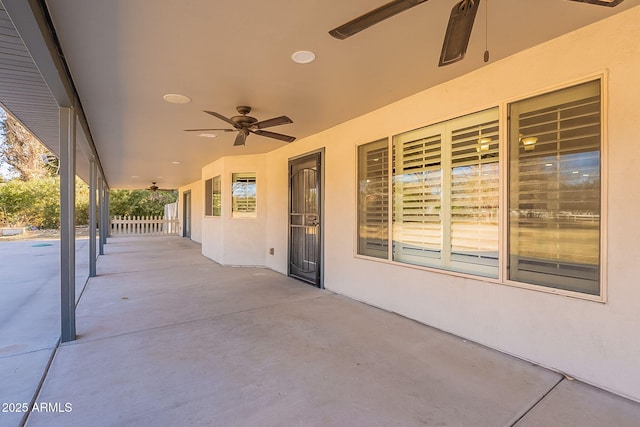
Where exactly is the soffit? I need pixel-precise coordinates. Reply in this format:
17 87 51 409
0 1 93 182
0 3 58 155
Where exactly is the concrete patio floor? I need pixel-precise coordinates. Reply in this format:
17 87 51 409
14 236 640 426
0 238 90 427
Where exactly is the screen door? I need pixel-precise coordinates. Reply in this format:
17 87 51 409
288 152 322 287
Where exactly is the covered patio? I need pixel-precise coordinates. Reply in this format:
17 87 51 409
19 236 640 426
2 1 640 424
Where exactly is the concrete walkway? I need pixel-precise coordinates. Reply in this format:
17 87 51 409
14 236 640 426
0 238 91 427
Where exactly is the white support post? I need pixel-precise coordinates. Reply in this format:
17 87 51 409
60 106 76 343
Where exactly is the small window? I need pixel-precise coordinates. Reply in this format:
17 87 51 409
357 139 389 258
204 178 213 216
508 80 602 296
232 173 257 218
212 176 221 216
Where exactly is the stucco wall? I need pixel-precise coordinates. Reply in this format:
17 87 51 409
201 154 268 266
201 7 640 402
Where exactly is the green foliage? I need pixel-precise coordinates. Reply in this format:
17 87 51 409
0 175 176 229
0 177 90 228
109 189 177 217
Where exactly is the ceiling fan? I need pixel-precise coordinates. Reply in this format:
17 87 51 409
329 0 625 67
185 106 296 146
147 182 172 192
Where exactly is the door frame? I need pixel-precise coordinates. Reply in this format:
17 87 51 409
182 190 191 239
287 148 324 288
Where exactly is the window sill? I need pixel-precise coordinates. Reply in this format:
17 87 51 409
352 253 606 303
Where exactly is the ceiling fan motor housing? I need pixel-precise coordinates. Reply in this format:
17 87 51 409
232 115 258 127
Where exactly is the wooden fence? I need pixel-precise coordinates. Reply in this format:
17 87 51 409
111 215 179 235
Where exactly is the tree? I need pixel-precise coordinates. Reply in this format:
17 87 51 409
0 112 57 181
109 189 178 217
0 176 90 228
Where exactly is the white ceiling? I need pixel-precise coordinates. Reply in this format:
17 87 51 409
36 0 640 189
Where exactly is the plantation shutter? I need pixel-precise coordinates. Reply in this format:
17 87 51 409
450 118 499 267
212 176 221 216
232 173 257 217
509 80 601 295
204 178 213 216
393 129 442 265
357 139 389 259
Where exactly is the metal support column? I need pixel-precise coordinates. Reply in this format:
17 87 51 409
60 106 76 343
106 187 111 238
89 159 97 277
98 176 105 256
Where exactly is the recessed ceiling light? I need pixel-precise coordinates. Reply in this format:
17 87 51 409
131 175 140 178
198 133 217 138
171 161 181 165
157 176 165 179
291 50 316 64
163 93 192 104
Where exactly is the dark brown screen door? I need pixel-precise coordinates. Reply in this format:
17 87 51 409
289 152 322 287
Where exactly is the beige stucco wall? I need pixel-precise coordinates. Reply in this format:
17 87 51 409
201 154 268 266
199 7 640 402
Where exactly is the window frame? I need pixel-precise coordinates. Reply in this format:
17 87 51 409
212 175 221 217
231 172 257 219
353 73 607 303
204 178 213 217
356 138 391 260
503 75 607 302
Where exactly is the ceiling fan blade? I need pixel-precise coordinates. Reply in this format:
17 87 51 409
252 129 296 143
439 0 480 67
252 115 293 130
184 128 235 132
204 111 240 129
234 131 247 146
329 0 428 40
569 0 624 5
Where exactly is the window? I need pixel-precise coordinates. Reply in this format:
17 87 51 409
204 176 221 217
204 178 213 216
392 108 499 277
357 139 389 258
355 79 603 298
508 80 601 295
232 173 257 218
212 176 221 216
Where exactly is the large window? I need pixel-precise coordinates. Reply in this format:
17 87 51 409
392 108 499 277
358 139 389 259
508 80 601 295
356 80 603 298
232 173 257 218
